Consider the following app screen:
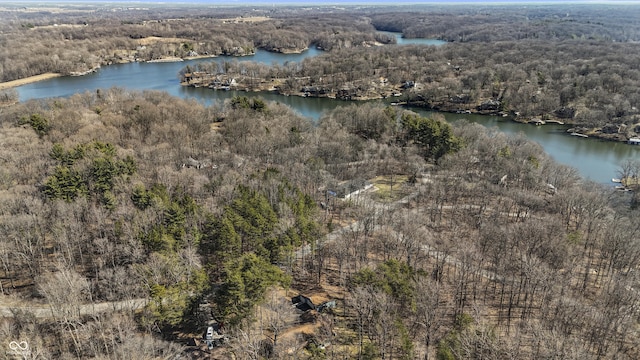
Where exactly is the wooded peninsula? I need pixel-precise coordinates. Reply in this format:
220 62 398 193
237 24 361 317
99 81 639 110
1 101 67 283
2 2 640 360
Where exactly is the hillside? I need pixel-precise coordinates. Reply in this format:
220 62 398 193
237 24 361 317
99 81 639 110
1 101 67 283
2 3 640 359
0 91 638 359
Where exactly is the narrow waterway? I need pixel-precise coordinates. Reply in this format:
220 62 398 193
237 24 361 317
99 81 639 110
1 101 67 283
413 110 640 183
14 35 639 184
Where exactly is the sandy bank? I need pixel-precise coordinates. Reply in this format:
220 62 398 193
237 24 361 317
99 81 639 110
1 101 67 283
0 73 61 90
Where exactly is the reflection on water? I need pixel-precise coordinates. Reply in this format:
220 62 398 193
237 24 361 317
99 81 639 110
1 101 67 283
179 87 354 120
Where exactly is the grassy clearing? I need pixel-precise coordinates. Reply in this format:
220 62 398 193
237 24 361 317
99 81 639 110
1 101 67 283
370 175 410 202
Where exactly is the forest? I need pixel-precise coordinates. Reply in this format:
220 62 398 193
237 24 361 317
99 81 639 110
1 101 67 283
185 38 640 141
1 2 640 360
1 88 639 359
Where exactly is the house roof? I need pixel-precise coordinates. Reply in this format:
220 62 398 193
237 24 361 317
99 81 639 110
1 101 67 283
291 294 315 312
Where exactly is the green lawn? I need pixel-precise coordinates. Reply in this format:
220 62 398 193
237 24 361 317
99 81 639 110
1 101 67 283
370 175 410 202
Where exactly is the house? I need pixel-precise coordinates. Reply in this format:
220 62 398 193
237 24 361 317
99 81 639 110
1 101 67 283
292 294 315 312
401 81 415 89
202 325 227 349
205 326 214 340
182 157 205 169
182 71 207 83
316 300 336 313
546 183 557 195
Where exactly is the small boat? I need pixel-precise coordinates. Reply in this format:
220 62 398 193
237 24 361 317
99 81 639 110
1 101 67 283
612 178 622 183
570 132 589 138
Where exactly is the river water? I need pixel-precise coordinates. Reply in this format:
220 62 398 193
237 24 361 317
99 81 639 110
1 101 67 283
14 35 639 184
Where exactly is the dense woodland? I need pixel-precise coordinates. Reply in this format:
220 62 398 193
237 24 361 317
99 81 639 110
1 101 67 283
2 2 640 360
367 5 640 42
1 87 640 359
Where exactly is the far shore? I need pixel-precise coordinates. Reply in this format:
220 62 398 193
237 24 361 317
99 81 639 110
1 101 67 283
0 73 61 90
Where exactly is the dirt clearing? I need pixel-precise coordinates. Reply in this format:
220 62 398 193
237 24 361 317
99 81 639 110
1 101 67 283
0 73 61 90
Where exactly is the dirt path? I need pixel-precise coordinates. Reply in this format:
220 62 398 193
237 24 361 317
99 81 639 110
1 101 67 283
0 298 147 318
0 73 61 90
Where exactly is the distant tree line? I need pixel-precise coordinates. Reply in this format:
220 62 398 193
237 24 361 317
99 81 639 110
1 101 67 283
0 6 391 82
367 4 640 43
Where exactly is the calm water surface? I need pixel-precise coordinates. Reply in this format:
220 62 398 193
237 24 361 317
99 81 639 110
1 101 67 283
18 48 322 101
15 37 638 184
413 110 640 184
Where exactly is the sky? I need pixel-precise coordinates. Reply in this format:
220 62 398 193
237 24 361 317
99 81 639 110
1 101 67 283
13 0 631 3
12 0 637 7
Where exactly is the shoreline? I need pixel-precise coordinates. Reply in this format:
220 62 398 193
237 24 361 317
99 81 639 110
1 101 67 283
190 81 633 144
0 73 62 90
5 67 630 145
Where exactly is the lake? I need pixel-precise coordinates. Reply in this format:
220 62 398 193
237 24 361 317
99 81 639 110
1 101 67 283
16 48 322 102
14 35 638 184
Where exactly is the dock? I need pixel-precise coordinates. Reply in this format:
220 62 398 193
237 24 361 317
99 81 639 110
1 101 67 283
570 132 589 138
